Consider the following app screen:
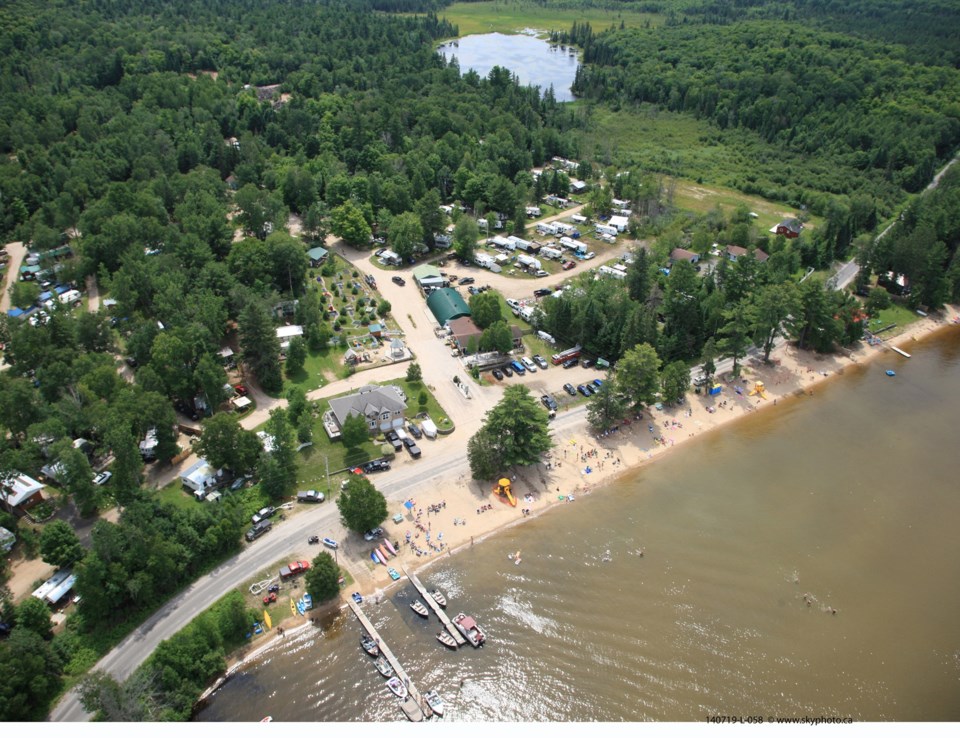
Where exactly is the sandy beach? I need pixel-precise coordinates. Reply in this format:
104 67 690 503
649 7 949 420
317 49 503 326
229 305 959 671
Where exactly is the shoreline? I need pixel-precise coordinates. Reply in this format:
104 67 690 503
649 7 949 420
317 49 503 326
216 308 959 681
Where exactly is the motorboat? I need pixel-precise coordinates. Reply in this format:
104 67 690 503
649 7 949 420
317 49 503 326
410 599 429 618
322 537 338 549
360 634 380 657
430 590 447 609
452 612 486 648
424 689 444 717
352 592 363 604
374 655 394 678
386 676 408 699
436 630 458 649
388 567 401 580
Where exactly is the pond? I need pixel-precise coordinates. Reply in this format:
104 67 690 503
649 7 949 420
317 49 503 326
437 32 579 102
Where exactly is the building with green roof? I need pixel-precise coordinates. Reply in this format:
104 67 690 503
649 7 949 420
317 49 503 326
426 287 470 326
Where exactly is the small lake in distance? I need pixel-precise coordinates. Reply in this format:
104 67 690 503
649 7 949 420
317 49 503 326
437 32 579 102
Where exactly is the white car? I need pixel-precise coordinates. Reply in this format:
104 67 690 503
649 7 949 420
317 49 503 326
92 471 112 486
521 357 537 373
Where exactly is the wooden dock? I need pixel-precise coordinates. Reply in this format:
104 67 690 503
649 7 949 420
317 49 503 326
347 600 428 721
891 346 912 358
402 565 466 647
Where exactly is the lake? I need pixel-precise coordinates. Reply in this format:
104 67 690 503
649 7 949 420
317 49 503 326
437 33 580 102
198 328 960 722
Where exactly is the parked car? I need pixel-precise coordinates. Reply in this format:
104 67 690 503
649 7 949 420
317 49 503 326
506 298 520 309
581 358 595 368
297 489 325 503
534 270 549 277
501 364 514 377
492 368 504 380
563 383 577 396
577 384 593 397
233 384 249 396
562 260 576 270
362 459 391 473
540 395 558 411
385 429 403 451
562 358 579 369
392 276 405 286
510 360 526 375
229 477 248 491
593 379 604 388
533 354 548 370
245 520 272 542
459 277 475 285
521 357 537 373
402 436 416 448
406 444 422 458
407 423 422 439
533 288 552 297
92 471 112 486
363 527 384 541
124 356 138 368
252 506 276 525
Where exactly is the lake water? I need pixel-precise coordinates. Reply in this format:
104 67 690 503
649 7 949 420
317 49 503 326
198 328 960 722
437 33 580 102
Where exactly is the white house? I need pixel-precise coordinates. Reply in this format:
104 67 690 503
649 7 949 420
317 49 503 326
276 324 304 349
608 215 630 232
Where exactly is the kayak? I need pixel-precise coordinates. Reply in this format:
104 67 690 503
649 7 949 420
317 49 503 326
383 539 398 556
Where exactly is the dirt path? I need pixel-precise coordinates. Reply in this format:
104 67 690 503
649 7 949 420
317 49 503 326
85 274 99 312
0 240 27 313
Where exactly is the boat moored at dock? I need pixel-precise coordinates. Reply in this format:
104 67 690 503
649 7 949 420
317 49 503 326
452 612 486 647
410 599 429 618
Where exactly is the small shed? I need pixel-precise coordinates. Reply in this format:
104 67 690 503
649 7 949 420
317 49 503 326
307 246 328 266
231 395 252 411
368 323 383 338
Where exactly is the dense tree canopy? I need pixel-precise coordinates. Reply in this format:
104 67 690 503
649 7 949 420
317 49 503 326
336 476 388 533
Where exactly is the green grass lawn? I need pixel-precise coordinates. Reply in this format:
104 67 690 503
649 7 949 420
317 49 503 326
297 377 453 492
283 346 348 394
436 1 663 38
869 302 922 336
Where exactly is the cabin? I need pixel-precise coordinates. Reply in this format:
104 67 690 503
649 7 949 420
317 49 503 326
307 246 328 267
669 248 700 264
276 324 304 349
608 215 630 233
726 246 769 263
772 218 803 238
447 316 484 354
0 474 46 514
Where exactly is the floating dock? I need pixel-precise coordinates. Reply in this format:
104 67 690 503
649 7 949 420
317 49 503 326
402 565 467 647
347 600 428 721
891 346 911 358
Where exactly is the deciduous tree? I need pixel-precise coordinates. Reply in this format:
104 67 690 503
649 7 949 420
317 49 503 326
336 476 387 533
40 520 84 569
305 552 340 603
614 342 661 409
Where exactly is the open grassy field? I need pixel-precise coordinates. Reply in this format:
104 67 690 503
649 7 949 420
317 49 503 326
437 1 662 37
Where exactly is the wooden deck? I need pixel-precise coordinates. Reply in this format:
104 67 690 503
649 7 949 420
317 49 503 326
347 600 429 721
402 565 467 647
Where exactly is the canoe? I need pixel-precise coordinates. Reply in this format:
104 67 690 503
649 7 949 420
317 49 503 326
383 539 398 556
377 544 391 560
373 549 387 565
371 551 381 565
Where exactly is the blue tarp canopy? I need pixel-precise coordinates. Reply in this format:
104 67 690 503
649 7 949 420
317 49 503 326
404 500 414 510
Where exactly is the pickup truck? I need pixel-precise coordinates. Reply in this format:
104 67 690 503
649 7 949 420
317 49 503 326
245 519 272 542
